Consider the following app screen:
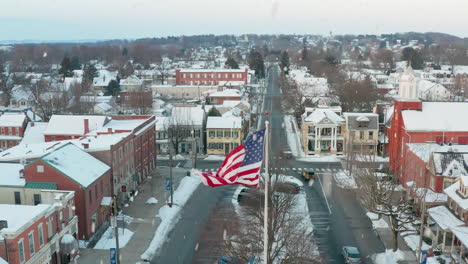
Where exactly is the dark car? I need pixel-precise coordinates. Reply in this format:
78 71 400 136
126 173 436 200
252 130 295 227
301 170 316 181
217 255 243 264
342 246 362 264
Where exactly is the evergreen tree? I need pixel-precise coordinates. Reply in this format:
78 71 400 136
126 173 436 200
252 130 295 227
225 57 239 69
105 80 120 96
70 56 81 71
401 47 424 69
207 107 221 116
82 64 98 90
58 56 73 77
280 50 290 74
301 46 308 62
122 47 129 56
379 41 387 49
247 50 265 79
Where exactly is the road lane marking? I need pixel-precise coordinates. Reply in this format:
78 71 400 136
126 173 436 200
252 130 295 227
317 175 332 215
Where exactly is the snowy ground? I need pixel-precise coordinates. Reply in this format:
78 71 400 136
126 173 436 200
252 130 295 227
371 249 406 264
204 155 225 161
403 234 430 252
93 227 134 249
297 155 342 162
334 170 358 189
283 115 305 158
366 212 389 229
355 155 389 162
140 172 201 261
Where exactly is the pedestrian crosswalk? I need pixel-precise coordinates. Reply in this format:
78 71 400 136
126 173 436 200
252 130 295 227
198 167 343 173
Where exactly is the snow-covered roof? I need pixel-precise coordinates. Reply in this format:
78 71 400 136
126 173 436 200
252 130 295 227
20 122 48 145
402 102 468 131
63 77 82 91
119 75 143 86
0 256 7 264
11 85 33 102
0 204 52 233
93 70 117 87
415 187 447 203
39 143 110 188
208 89 240 98
303 108 344 125
444 181 468 210
206 116 242 129
44 115 108 135
417 80 450 101
79 95 113 104
91 118 146 134
428 205 464 230
155 116 170 131
0 133 130 161
407 143 468 163
171 106 204 126
450 226 468 248
432 152 468 178
0 113 26 127
0 163 24 187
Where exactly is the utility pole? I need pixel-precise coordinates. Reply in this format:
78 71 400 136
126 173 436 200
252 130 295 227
111 195 120 264
191 122 197 169
416 181 428 262
169 144 174 207
263 120 270 264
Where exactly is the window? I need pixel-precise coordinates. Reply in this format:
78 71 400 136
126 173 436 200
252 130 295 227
369 131 374 139
18 239 25 263
38 224 44 246
101 180 104 194
28 231 35 255
308 126 314 133
95 184 98 200
8 127 12 135
14 191 21 204
195 130 200 137
37 165 44 173
209 143 215 149
119 147 123 160
1 128 4 135
233 131 239 138
430 177 435 190
209 131 215 138
33 194 41 205
234 143 239 148
217 131 223 138
89 190 92 204
224 131 231 138
113 151 117 165
218 143 223 149
359 131 364 140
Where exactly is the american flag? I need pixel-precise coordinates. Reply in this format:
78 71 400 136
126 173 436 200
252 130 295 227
196 129 265 187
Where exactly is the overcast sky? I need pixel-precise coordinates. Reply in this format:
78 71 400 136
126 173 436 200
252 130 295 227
1 0 468 41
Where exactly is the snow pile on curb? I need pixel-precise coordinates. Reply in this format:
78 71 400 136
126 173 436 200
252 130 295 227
146 197 158 204
283 115 305 158
204 155 225 161
372 249 405 264
297 155 341 162
140 172 201 261
334 170 358 189
94 227 134 249
366 212 389 229
403 234 430 251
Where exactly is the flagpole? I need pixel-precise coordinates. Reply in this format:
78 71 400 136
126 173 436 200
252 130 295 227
263 119 270 264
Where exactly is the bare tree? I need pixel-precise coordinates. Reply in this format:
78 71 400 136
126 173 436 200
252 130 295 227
278 73 305 120
31 78 69 121
223 173 320 263
167 110 192 155
155 58 171 85
354 157 417 252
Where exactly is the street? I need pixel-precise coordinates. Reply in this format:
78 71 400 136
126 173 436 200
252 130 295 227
154 65 385 263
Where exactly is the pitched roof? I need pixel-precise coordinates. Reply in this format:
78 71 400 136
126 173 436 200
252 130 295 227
38 143 110 188
206 116 242 129
303 108 344 124
0 113 26 127
0 163 24 187
0 204 52 233
20 122 48 145
432 152 468 177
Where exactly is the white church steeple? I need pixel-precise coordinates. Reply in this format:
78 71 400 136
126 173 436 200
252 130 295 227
398 64 418 100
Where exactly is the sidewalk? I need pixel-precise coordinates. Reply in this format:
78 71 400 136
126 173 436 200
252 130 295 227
77 166 189 264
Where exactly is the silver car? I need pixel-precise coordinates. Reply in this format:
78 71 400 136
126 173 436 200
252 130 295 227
342 246 362 264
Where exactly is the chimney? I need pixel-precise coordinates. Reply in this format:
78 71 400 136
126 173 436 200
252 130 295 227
31 122 35 127
0 220 8 230
84 119 89 134
108 128 112 134
82 143 89 149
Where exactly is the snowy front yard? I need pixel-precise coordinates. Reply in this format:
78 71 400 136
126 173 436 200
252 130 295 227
334 170 358 189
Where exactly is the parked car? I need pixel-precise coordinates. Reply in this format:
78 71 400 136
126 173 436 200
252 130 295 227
301 170 316 181
342 246 362 264
283 150 293 159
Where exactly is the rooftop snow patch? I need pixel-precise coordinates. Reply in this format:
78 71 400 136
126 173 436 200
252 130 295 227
402 102 468 131
428 205 464 230
38 143 110 188
444 181 468 210
0 113 26 127
206 116 242 129
20 122 48 145
44 115 107 135
407 143 468 163
0 204 51 233
0 163 25 187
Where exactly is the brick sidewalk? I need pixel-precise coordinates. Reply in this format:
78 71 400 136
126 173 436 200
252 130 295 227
77 167 189 264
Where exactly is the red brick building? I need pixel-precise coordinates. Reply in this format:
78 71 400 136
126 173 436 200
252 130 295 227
0 113 27 150
24 143 112 241
175 69 248 86
206 89 241 105
388 100 468 185
0 190 78 264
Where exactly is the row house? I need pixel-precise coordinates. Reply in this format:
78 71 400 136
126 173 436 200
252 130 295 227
206 116 243 155
24 143 112 241
301 106 345 155
0 113 27 150
167 106 205 154
0 190 78 264
175 69 248 86
343 113 379 155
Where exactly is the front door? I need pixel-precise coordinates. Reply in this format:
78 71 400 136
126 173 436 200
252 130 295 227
321 141 328 151
225 143 230 155
181 143 186 153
